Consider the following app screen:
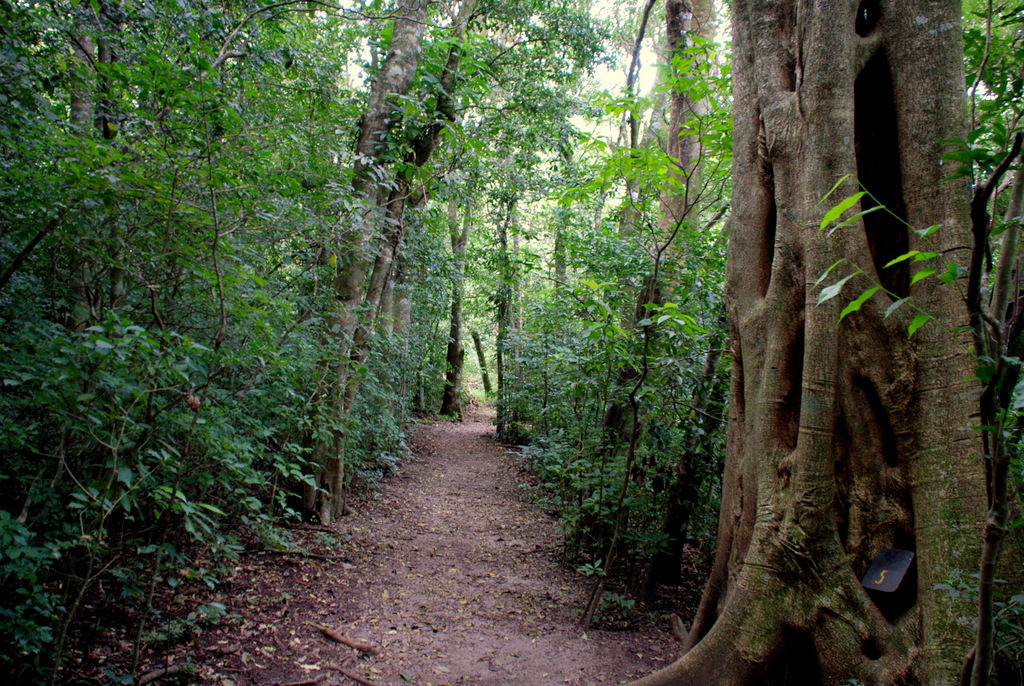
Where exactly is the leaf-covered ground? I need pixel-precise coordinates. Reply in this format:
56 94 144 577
115 408 689 685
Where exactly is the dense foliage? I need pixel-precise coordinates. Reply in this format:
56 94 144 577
2 0 1023 682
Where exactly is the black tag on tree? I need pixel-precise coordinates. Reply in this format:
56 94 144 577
861 548 914 592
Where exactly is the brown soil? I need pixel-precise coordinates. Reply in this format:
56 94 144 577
119 408 684 686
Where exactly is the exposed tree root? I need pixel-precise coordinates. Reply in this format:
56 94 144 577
669 614 687 643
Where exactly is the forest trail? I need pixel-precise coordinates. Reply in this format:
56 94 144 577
183 407 678 686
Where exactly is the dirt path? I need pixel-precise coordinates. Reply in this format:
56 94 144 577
184 408 678 686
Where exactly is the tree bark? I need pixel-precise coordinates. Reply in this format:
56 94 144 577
658 0 714 235
318 0 428 524
470 328 492 396
633 1 990 683
440 198 472 417
496 198 517 439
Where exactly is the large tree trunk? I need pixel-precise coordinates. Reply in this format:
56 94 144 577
440 198 472 417
633 1 989 683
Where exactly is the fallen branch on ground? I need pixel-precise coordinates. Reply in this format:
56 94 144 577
281 677 324 686
325 664 376 685
138 665 185 685
312 624 379 654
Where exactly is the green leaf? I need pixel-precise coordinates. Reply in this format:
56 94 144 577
820 192 866 231
908 314 931 337
939 262 958 284
821 174 854 203
977 365 996 384
911 268 937 285
813 259 848 288
838 287 881 322
1011 374 1024 410
884 251 921 268
818 272 861 304
915 224 941 238
827 205 885 236
884 297 909 319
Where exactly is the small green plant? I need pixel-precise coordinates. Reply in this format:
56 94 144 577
145 602 230 646
577 559 605 577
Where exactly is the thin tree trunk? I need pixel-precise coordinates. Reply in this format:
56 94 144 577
496 199 516 438
658 0 713 235
966 137 1024 686
441 198 472 417
618 0 659 237
394 258 413 404
470 328 492 396
318 0 427 524
334 0 477 432
69 9 95 131
635 0 718 603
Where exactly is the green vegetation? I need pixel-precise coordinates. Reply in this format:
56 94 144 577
0 0 1022 683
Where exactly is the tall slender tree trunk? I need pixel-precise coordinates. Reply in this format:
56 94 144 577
633 1 991 683
393 257 414 405
315 0 479 523
496 198 517 439
470 328 492 396
635 0 718 603
658 0 713 235
594 0 714 558
441 198 472 417
317 0 427 524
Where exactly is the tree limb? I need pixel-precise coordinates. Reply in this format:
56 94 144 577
0 210 66 295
